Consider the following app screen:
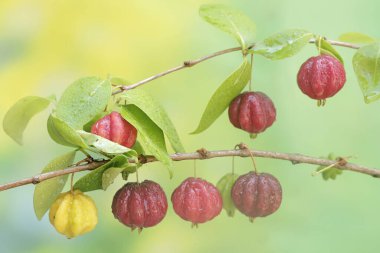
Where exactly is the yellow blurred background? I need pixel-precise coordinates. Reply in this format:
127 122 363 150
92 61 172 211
1 0 380 252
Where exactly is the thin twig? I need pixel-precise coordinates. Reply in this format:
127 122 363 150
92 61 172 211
112 38 359 95
112 46 246 95
1 147 378 192
0 161 108 191
310 38 360 49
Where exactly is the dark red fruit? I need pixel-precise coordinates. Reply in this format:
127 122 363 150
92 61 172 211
297 55 346 100
171 177 222 225
91 111 137 148
112 180 168 231
228 91 276 134
231 172 282 219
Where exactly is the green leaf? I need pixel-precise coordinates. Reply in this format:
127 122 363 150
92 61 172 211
352 42 380 103
217 173 239 217
102 164 137 190
3 96 53 145
315 37 344 64
47 114 87 148
74 155 129 192
77 130 136 156
101 167 125 190
132 140 145 155
192 59 251 134
317 166 343 180
56 77 112 129
338 32 376 44
199 4 256 50
33 150 76 220
253 29 314 60
315 154 343 181
121 105 173 177
121 89 185 153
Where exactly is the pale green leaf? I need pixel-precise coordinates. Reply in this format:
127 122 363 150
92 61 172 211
33 150 76 220
74 155 129 192
191 59 251 134
132 140 145 155
315 153 343 181
102 164 137 190
217 173 239 217
121 89 184 153
121 105 173 177
253 29 313 60
338 32 376 44
199 4 256 50
352 42 380 103
77 130 136 156
102 167 124 190
47 114 87 148
56 77 112 129
3 96 53 145
315 38 344 64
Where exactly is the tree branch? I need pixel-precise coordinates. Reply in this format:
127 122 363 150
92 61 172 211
0 38 362 192
112 38 359 95
1 146 378 192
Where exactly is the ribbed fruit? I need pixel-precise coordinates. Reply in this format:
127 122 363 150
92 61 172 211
297 55 346 100
171 177 222 226
231 172 282 220
112 180 168 231
228 92 276 134
91 111 137 148
49 190 98 238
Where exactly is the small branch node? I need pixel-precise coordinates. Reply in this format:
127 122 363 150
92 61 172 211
336 157 348 166
32 176 41 184
237 143 249 150
138 154 148 164
196 148 209 159
183 61 194 67
291 160 300 165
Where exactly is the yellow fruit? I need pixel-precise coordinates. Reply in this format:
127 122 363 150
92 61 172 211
49 190 98 238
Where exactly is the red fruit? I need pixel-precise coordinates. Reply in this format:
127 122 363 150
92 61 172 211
91 111 137 148
112 180 168 231
228 92 276 134
231 172 282 219
297 55 346 100
171 177 222 225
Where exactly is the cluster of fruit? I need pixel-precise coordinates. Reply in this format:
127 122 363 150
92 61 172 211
48 54 346 238
230 54 346 136
49 111 283 238
50 171 282 237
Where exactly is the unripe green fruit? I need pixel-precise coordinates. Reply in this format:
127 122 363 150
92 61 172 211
216 173 239 217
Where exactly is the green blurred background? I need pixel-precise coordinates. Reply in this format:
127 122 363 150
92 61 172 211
1 0 380 252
